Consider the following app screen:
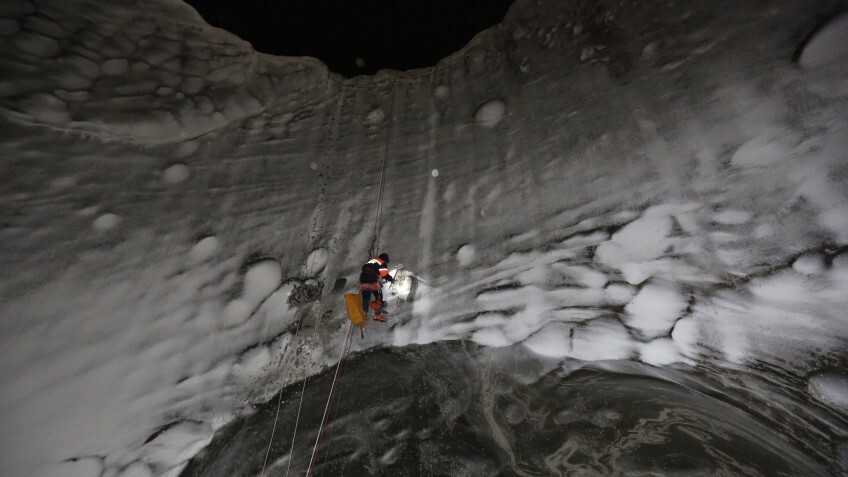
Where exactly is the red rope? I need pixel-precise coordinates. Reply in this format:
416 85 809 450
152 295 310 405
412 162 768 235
309 74 398 474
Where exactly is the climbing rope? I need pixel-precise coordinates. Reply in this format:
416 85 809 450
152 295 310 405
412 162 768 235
305 321 355 476
368 72 399 257
259 305 305 477
283 365 308 476
265 73 399 475
259 256 324 477
280 232 327 477
259 83 348 475
306 73 399 475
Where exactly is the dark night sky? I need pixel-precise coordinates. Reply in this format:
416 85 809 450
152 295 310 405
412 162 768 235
183 0 514 77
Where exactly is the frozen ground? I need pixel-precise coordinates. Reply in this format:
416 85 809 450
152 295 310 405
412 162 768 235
1 0 848 475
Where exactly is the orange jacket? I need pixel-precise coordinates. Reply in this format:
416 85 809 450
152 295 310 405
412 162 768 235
366 257 393 282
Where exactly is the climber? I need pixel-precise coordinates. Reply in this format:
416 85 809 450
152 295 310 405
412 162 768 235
359 253 394 322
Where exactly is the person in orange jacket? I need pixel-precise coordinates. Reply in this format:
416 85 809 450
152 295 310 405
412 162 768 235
359 253 393 321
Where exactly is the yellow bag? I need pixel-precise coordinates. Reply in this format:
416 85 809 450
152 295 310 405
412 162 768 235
344 293 366 327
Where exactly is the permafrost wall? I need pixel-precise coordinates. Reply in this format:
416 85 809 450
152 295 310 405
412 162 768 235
1 0 848 475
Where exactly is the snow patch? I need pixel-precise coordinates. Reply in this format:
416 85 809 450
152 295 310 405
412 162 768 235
621 259 718 286
820 207 848 241
552 263 608 288
671 317 699 358
604 283 637 303
798 12 848 69
474 99 506 127
234 346 271 376
731 134 790 167
624 282 688 339
516 266 550 286
712 209 753 225
509 230 539 243
522 322 572 358
142 421 214 469
380 445 402 465
243 259 283 304
163 163 190 184
473 312 511 327
189 236 220 263
222 259 282 327
174 140 199 158
833 254 848 278
746 271 813 302
639 338 686 366
808 372 848 412
792 252 828 275
561 231 609 249
471 327 512 347
93 213 120 230
222 299 252 327
596 215 672 270
304 248 329 275
570 320 635 361
457 244 476 267
78 205 99 217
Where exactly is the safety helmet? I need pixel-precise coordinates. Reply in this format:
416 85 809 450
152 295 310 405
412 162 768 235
378 253 389 262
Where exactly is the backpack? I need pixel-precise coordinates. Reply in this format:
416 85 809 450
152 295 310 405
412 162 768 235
359 263 379 283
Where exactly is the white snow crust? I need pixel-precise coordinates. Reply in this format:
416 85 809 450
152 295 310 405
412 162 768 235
1 1 847 476
808 373 848 412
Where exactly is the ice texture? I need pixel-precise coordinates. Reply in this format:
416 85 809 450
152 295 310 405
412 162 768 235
93 213 120 230
1 0 848 475
189 236 221 263
808 373 848 412
473 98 506 127
798 12 848 69
624 281 688 339
163 163 191 184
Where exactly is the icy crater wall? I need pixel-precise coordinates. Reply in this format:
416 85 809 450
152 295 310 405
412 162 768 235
1 0 848 475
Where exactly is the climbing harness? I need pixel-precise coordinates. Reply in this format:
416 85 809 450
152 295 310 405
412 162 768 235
347 72 398 335
263 72 401 476
309 72 399 475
